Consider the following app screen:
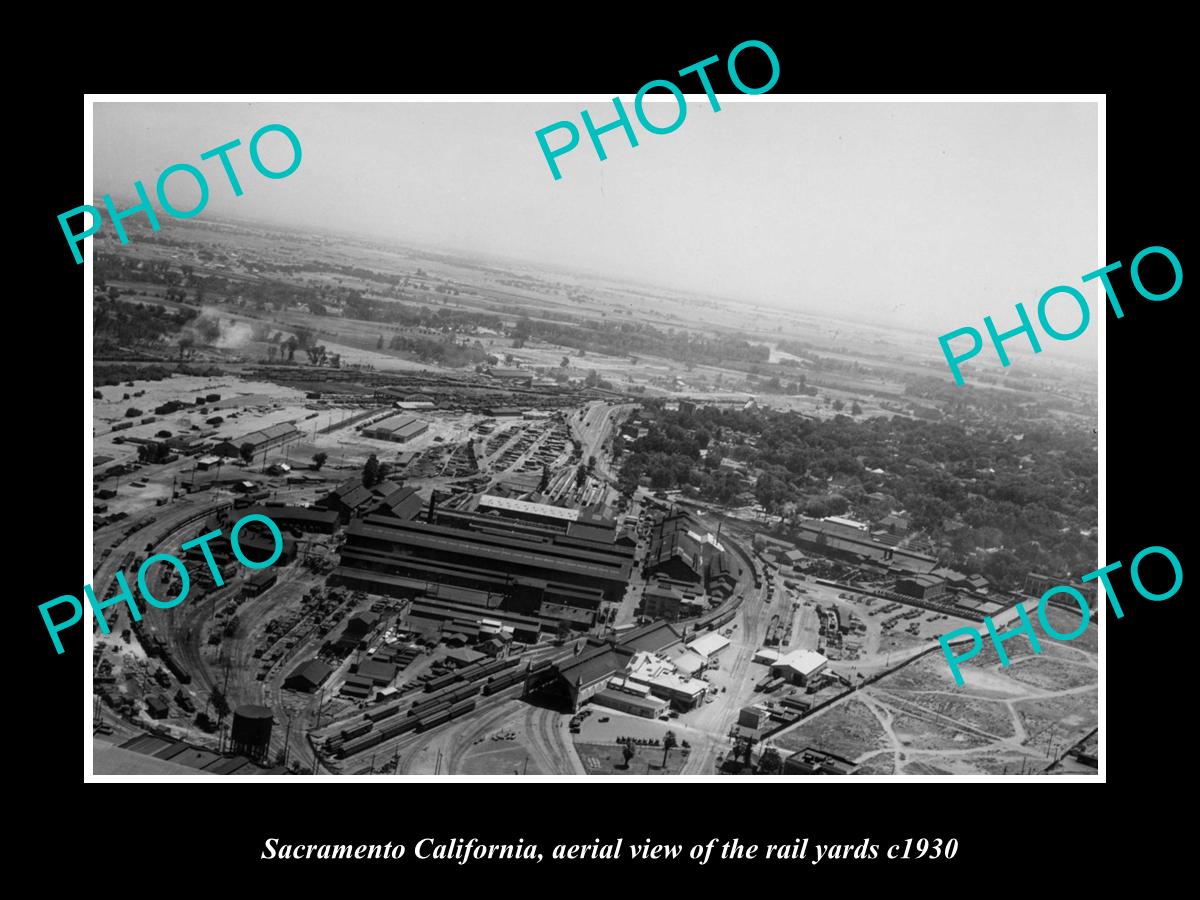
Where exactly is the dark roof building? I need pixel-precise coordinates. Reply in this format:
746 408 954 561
376 485 423 520
895 574 947 600
145 695 170 719
283 659 333 692
317 478 377 523
345 611 381 637
212 422 301 459
793 517 936 573
354 659 397 686
364 416 428 443
239 504 340 534
341 514 632 604
618 621 683 654
644 513 705 584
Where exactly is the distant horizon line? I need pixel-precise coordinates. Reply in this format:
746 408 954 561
92 193 1098 364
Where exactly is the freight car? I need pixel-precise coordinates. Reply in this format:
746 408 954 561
339 730 385 758
417 708 450 731
341 721 373 741
448 699 476 719
377 716 418 740
367 704 401 722
424 671 460 692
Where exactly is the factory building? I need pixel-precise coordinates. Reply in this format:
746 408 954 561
376 485 423 520
316 478 377 523
639 581 707 622
363 415 428 443
552 623 690 711
476 494 580 526
894 574 948 600
792 517 936 574
181 512 295 569
644 512 704 585
645 510 735 597
235 508 340 535
340 513 632 605
237 504 340 535
212 422 301 459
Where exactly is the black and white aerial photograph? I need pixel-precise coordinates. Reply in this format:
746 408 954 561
88 99 1099 778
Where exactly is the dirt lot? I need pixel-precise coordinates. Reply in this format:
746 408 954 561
772 698 889 760
766 613 1097 775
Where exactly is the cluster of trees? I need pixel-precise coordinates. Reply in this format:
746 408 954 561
389 334 490 368
362 454 393 487
753 374 819 396
94 297 199 349
136 442 172 463
618 403 1096 589
505 315 770 367
344 294 502 332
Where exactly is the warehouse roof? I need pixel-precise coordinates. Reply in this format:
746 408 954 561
347 518 629 581
94 740 216 776
285 659 333 690
240 505 340 526
368 415 426 437
558 646 634 689
686 631 731 659
225 422 300 448
773 649 827 677
618 621 682 654
478 494 580 522
355 659 397 684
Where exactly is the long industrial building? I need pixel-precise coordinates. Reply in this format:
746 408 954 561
333 502 634 628
212 422 301 459
363 415 428 443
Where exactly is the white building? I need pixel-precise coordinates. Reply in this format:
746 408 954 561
770 650 828 686
686 631 731 661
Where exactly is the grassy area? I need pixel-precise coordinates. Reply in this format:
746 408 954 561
575 742 688 776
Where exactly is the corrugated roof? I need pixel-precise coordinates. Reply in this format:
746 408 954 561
479 494 580 522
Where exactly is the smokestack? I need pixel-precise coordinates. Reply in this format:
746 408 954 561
427 492 438 524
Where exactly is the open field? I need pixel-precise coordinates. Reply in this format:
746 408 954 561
765 609 1097 774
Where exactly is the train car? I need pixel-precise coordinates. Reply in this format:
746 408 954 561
424 672 460 692
449 683 480 702
456 663 485 681
408 698 451 720
528 658 552 673
417 708 450 731
475 660 506 679
162 652 193 685
341 721 373 740
448 699 476 719
482 674 520 696
367 705 401 723
339 730 384 758
377 717 418 740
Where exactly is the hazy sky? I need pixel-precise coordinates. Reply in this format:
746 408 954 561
94 100 1098 350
